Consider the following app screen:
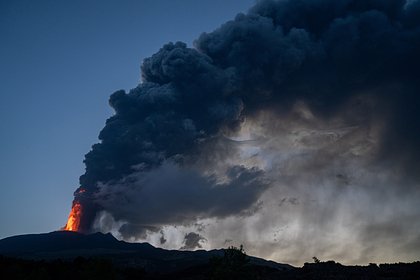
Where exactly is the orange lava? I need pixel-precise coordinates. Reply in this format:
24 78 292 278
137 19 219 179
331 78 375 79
76 188 86 194
63 201 82 231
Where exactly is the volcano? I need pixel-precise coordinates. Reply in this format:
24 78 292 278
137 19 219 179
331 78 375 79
1 232 419 279
0 231 291 273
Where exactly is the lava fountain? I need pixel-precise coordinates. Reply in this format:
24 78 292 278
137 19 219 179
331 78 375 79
62 188 87 232
63 201 83 231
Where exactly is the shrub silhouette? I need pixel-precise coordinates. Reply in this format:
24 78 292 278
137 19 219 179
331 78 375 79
210 245 256 280
312 256 321 263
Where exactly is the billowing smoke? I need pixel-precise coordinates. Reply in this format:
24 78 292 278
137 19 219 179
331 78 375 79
69 0 420 265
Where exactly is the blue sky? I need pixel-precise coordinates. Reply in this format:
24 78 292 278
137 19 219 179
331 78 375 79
0 0 255 239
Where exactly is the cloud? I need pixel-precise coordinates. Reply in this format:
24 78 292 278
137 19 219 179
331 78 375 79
68 0 420 265
93 161 270 239
181 232 206 250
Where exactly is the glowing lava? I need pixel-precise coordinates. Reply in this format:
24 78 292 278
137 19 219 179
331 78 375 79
63 201 82 231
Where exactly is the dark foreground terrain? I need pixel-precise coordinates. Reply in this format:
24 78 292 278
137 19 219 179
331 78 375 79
0 231 419 279
2 254 420 280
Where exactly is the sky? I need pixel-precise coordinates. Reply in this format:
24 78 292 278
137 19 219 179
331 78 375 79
1 0 420 267
0 0 254 238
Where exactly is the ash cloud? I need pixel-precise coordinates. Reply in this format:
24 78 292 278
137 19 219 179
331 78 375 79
93 161 269 239
71 0 420 265
181 232 206 250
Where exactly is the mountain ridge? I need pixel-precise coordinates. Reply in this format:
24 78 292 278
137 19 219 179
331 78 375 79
1 232 420 279
0 231 292 272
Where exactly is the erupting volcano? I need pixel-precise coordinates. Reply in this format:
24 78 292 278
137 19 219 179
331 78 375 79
62 187 98 233
55 0 420 265
63 201 83 232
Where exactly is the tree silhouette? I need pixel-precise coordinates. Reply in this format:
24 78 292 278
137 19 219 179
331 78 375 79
210 245 255 280
313 256 321 263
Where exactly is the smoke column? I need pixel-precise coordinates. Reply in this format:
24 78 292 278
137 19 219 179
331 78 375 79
64 0 420 264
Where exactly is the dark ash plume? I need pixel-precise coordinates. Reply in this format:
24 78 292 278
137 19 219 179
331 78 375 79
181 232 206 250
70 0 420 264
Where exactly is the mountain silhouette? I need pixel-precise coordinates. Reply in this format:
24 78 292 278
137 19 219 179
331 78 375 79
0 231 291 273
1 232 420 279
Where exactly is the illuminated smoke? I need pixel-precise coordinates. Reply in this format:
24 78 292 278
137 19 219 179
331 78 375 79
63 0 420 264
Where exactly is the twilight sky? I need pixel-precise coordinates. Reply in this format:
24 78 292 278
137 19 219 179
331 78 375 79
0 0 253 237
1 0 420 266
